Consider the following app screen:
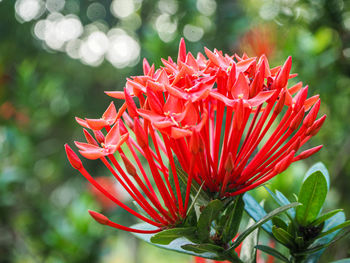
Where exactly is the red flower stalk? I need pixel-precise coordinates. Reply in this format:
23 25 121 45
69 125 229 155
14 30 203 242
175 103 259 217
65 38 325 233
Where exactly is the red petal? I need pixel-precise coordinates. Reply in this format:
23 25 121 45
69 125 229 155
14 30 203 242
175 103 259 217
163 95 183 114
210 91 236 107
232 72 249 99
105 91 125 99
247 90 275 107
177 38 187 63
137 109 165 123
102 102 117 125
304 95 319 111
143 58 150 75
156 69 170 85
288 82 303 95
171 127 192 139
153 120 174 128
146 87 163 115
236 57 256 73
75 141 101 152
105 122 121 146
86 118 107 130
75 117 90 129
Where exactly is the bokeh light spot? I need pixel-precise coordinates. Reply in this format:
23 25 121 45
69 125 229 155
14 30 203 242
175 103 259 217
111 0 135 19
87 2 106 21
196 0 216 16
183 24 204 42
15 0 44 22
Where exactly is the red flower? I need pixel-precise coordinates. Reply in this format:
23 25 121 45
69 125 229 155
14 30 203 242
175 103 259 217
65 38 325 233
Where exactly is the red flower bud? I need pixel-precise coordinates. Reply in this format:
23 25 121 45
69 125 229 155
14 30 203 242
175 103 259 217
93 130 105 144
225 153 234 173
88 210 109 225
121 154 137 177
296 145 323 160
83 129 98 146
64 144 82 170
274 150 295 174
306 115 326 136
290 106 305 130
303 99 320 128
274 56 292 90
134 118 148 148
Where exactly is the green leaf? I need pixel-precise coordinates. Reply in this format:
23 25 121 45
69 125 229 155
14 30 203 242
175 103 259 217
310 209 343 227
240 217 260 263
222 195 244 243
304 162 330 190
295 236 304 248
272 216 288 230
272 226 295 248
317 220 350 239
181 243 224 254
230 202 300 250
264 186 295 218
186 182 205 217
255 245 290 263
150 227 197 245
182 244 243 263
168 162 187 203
132 223 222 260
296 171 328 226
197 199 224 242
243 193 273 234
305 212 346 263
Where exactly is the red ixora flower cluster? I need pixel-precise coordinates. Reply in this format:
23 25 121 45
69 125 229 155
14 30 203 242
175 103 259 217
65 38 325 233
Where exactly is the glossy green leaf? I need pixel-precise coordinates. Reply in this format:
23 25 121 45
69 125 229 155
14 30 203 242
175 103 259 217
182 243 243 263
295 236 304 248
304 162 330 190
197 199 223 242
296 171 328 226
243 193 273 234
150 227 197 245
255 245 290 263
317 220 350 239
272 226 295 248
230 202 300 250
272 216 288 230
239 217 259 263
186 182 205 217
264 186 295 218
222 195 244 243
181 243 224 254
132 223 221 260
310 209 343 227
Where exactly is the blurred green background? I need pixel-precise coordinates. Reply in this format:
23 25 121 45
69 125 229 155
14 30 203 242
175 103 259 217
0 0 350 262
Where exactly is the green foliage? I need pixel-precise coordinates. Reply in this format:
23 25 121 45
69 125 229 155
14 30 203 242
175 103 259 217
264 163 350 263
255 245 291 263
150 227 197 245
222 195 244 243
296 171 328 226
197 199 223 242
